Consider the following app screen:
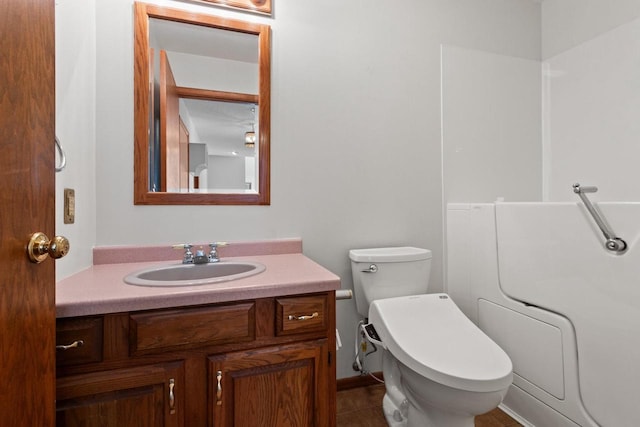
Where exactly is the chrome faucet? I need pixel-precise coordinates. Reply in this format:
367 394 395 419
208 242 227 263
173 243 227 264
194 248 209 264
173 244 194 264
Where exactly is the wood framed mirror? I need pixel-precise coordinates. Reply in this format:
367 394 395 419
196 0 271 15
134 2 270 205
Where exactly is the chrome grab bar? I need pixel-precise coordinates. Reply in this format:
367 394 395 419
572 183 627 253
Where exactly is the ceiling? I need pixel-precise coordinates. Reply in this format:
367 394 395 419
150 17 260 158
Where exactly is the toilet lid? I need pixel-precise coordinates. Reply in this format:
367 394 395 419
368 293 513 393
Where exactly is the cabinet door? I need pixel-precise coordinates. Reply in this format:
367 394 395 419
209 340 330 427
56 362 184 427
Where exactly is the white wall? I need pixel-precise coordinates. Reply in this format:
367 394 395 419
58 0 541 379
55 0 97 280
542 0 640 60
168 52 258 93
442 46 542 203
207 155 246 189
542 3 640 202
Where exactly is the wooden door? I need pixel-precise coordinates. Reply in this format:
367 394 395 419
179 117 189 190
159 50 181 192
209 340 330 427
56 362 185 427
0 0 56 425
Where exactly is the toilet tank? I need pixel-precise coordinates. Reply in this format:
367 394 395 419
349 247 432 317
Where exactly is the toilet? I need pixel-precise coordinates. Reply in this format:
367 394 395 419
349 247 513 427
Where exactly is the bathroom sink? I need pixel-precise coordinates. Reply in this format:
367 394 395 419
124 261 266 287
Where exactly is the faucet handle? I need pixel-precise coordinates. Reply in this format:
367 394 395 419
172 243 193 249
207 242 228 263
208 242 228 249
172 244 194 264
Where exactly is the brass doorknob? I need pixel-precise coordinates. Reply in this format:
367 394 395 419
27 232 70 263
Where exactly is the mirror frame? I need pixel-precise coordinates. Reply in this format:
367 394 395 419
134 2 271 205
196 0 271 15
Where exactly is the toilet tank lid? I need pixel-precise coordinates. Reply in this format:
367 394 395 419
349 247 432 263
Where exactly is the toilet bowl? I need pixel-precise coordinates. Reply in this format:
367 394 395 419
349 247 513 427
368 294 512 427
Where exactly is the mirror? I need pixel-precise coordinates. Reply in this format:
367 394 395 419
134 2 270 205
195 0 271 15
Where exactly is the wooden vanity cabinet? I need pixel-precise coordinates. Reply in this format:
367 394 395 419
209 340 330 427
55 292 336 427
56 361 184 427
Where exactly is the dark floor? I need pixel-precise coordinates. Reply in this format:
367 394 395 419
337 384 522 427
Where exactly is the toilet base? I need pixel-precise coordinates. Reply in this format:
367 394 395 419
406 404 474 427
382 392 475 427
382 393 407 427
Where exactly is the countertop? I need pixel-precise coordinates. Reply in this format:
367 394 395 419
56 240 341 318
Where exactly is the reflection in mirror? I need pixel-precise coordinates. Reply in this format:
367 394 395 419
177 99 259 192
134 2 270 205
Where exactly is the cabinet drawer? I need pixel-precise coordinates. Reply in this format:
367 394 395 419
276 294 328 336
56 317 103 366
129 303 255 354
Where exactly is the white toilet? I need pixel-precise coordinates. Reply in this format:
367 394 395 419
349 247 513 427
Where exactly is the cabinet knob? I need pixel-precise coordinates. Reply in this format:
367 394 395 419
216 370 223 406
56 340 84 351
169 379 176 414
288 312 319 321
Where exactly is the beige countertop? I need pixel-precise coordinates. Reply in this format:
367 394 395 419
56 239 341 318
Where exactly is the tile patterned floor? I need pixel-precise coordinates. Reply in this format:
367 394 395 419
337 384 522 427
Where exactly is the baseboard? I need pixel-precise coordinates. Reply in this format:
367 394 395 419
337 372 384 391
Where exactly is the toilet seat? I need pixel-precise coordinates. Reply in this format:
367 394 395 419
368 293 512 393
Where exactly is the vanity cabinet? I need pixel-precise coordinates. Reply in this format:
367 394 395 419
55 292 336 427
56 361 184 427
209 340 330 427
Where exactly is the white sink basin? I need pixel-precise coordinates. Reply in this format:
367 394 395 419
124 261 266 287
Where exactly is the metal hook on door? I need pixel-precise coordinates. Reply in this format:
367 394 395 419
55 136 66 172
